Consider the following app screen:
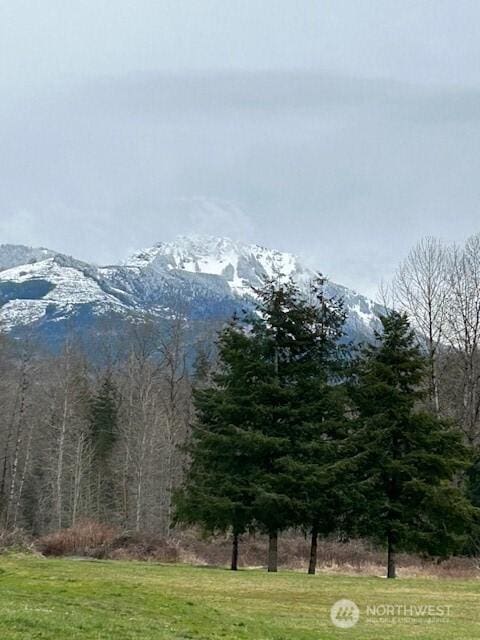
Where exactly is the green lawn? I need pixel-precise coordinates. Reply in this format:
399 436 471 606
0 555 478 639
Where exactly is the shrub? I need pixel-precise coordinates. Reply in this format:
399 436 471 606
37 522 179 562
109 531 179 562
37 520 117 557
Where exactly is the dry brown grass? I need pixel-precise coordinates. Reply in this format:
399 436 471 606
37 520 118 557
170 529 480 578
31 523 480 578
109 531 179 562
37 521 179 562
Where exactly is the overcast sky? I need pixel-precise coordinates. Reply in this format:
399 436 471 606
1 1 480 296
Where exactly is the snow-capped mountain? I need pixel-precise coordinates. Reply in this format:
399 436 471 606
0 254 127 331
125 236 308 297
0 237 383 345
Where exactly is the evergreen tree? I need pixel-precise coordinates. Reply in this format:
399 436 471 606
349 312 476 578
462 454 480 554
288 280 350 574
175 318 264 569
89 374 118 460
247 276 349 572
89 373 119 520
248 278 310 571
176 276 350 573
192 343 212 387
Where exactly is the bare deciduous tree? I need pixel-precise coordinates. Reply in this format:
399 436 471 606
394 237 449 414
444 235 480 444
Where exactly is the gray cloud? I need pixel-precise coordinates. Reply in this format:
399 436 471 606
1 3 480 297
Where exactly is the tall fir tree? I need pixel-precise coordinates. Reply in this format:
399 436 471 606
248 277 311 571
174 318 265 570
288 279 350 574
176 276 351 572
89 373 119 520
250 276 350 572
348 312 476 578
89 374 118 460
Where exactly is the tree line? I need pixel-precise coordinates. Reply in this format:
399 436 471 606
1 234 480 578
175 273 479 577
0 319 194 536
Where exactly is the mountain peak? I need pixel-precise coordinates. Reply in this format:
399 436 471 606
0 235 382 342
125 235 306 295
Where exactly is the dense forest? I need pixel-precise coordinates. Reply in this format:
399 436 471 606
0 317 193 537
1 235 480 578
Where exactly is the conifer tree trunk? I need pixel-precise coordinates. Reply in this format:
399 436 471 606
387 531 396 579
231 532 239 571
308 526 318 575
268 530 278 572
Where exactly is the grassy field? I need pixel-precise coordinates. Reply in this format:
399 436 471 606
0 555 479 639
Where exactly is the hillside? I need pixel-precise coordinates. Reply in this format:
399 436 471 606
0 236 383 346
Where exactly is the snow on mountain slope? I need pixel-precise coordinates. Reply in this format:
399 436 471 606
124 236 382 334
0 244 56 272
0 236 382 339
125 236 310 296
0 255 128 330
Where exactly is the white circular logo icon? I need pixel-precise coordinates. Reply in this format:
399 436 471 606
330 599 360 629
